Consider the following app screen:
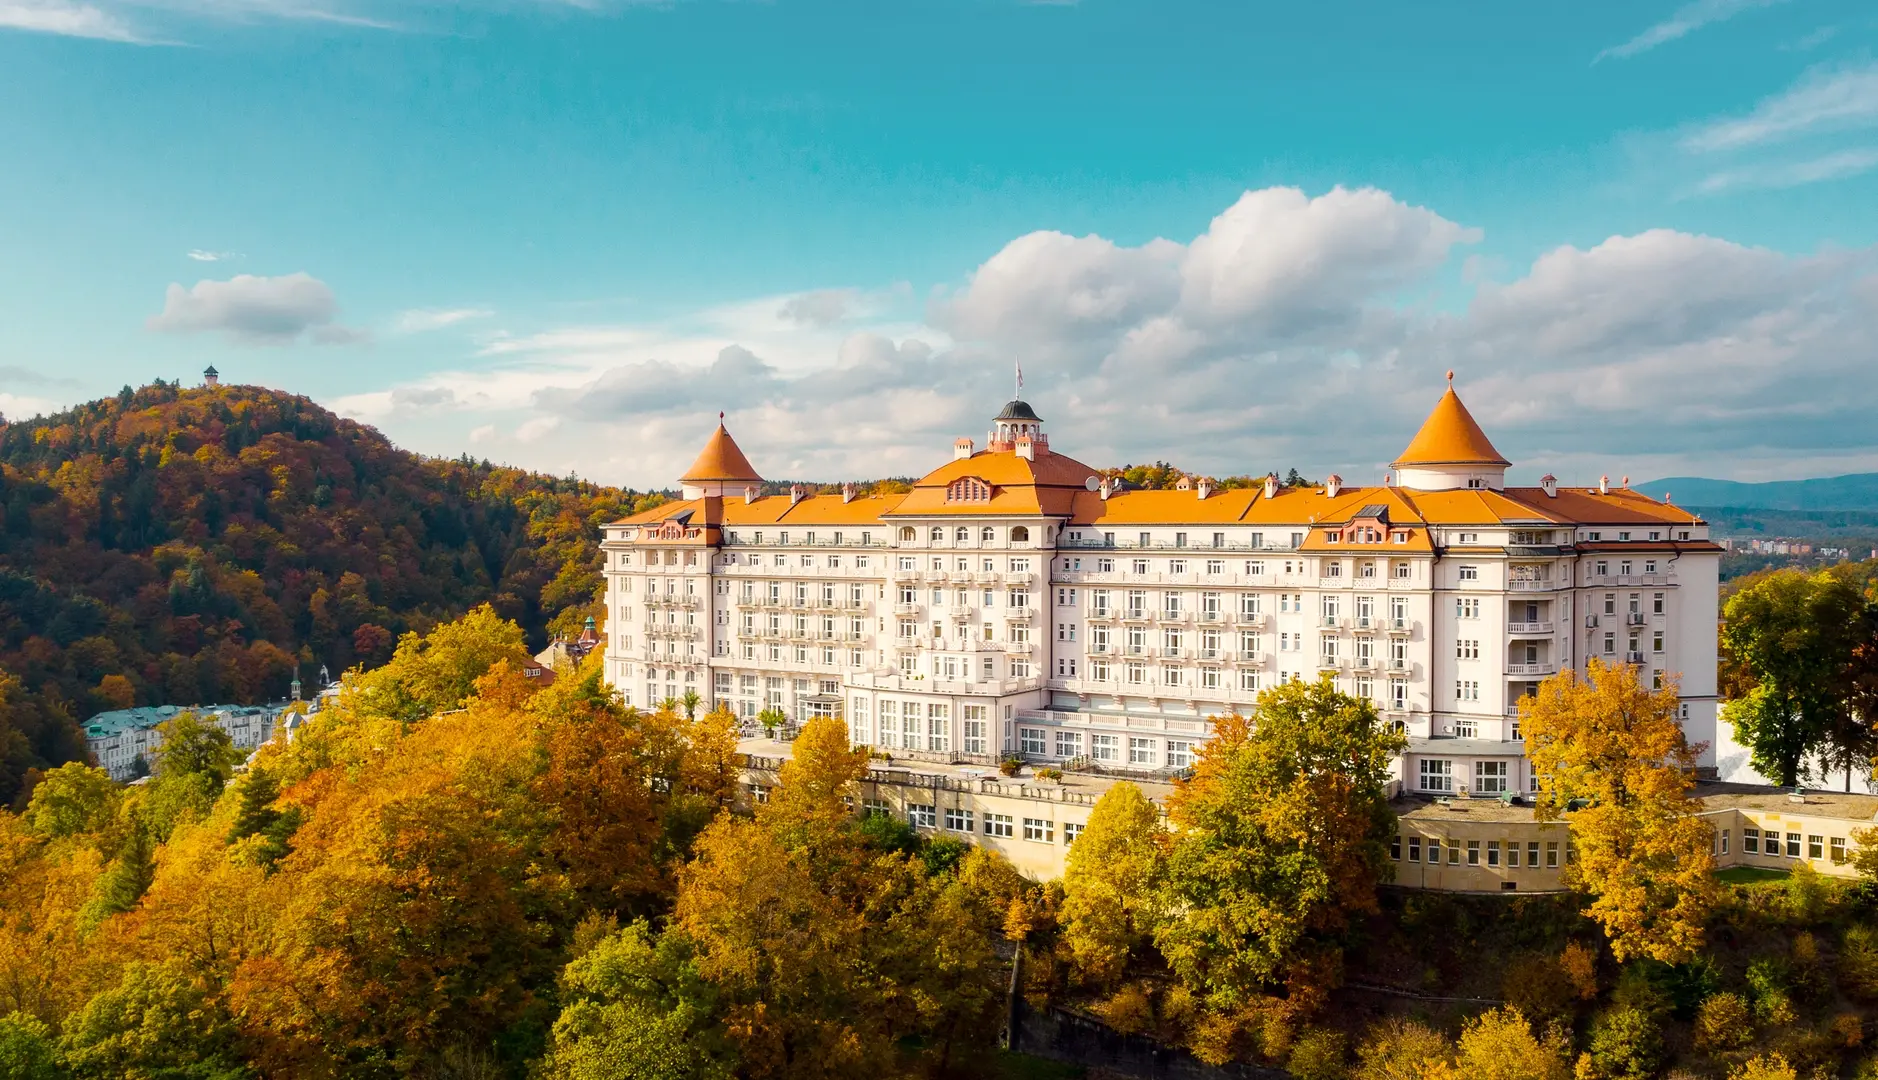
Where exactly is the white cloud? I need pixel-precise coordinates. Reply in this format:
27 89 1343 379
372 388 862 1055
343 186 1878 488
1682 61 1878 152
186 249 240 262
394 307 493 333
1694 147 1878 193
1595 0 1786 62
0 0 143 41
146 272 367 345
777 289 859 327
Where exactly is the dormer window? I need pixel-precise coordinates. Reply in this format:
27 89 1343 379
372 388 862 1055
946 476 993 503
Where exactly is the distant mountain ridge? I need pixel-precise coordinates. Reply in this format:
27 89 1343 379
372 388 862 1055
1635 472 1878 512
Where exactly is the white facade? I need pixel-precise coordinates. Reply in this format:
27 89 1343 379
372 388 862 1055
603 391 1721 795
84 704 283 781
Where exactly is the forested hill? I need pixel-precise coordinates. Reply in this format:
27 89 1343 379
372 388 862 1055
0 380 665 802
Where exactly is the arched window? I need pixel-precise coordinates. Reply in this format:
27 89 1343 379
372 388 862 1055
945 476 993 503
930 527 945 542
956 526 970 542
899 526 916 542
1011 526 1030 543
981 526 995 542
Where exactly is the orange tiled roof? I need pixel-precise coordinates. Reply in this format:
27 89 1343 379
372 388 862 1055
1392 387 1510 469
884 448 1099 517
680 422 764 483
1503 486 1702 525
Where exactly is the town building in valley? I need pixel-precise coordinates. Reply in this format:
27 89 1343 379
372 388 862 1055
84 703 283 781
603 379 1723 797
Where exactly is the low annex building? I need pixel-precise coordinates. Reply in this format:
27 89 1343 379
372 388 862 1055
604 378 1723 797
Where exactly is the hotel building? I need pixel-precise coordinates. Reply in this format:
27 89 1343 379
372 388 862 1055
602 382 1722 796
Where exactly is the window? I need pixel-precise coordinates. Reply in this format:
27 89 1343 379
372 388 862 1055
1419 758 1453 793
1744 827 1759 854
1092 734 1120 762
1475 761 1507 794
1456 680 1480 702
1546 842 1559 868
1391 836 1401 861
1808 835 1824 860
1456 639 1479 660
1054 730 1081 758
945 808 974 832
1458 565 1479 581
1487 841 1501 867
963 706 988 754
1833 837 1848 863
907 804 937 829
1063 822 1084 845
1019 728 1046 755
1011 526 1030 543
1167 741 1193 769
1023 818 1054 842
1407 836 1421 862
1467 839 1480 865
1455 598 1480 618
1129 737 1156 766
1426 839 1441 865
1787 832 1802 857
984 814 1014 838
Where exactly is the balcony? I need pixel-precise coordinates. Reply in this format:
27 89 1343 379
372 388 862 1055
1156 610 1191 624
1508 579 1555 592
1506 621 1554 636
1122 609 1152 623
1387 658 1412 673
1386 619 1414 636
1003 641 1035 655
1353 615 1377 631
1088 608 1117 622
1317 657 1345 672
948 607 977 620
891 570 918 585
1625 612 1647 626
1506 661 1558 677
1352 656 1379 673
1003 571 1035 586
1234 612 1268 629
1624 651 1646 664
1004 607 1036 620
892 602 922 616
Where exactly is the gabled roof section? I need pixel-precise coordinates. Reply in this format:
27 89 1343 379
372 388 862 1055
888 448 1098 517
1392 386 1510 469
680 421 764 483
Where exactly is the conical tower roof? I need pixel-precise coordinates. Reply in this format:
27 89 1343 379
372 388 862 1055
680 419 763 483
1392 382 1509 468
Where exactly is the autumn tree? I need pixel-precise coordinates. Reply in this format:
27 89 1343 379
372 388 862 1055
1721 568 1868 786
350 604 533 726
1353 1018 1452 1080
539 922 733 1080
23 762 118 839
1521 660 1717 964
1453 1007 1570 1080
56 962 248 1080
1060 782 1167 986
1156 678 1404 1011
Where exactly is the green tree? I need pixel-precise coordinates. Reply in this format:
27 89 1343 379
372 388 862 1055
1521 660 1716 964
58 962 248 1080
539 922 733 1080
1155 678 1405 1007
1061 782 1167 986
144 711 240 840
23 761 118 838
350 604 533 726
80 815 156 930
0 1012 59 1080
1721 568 1867 786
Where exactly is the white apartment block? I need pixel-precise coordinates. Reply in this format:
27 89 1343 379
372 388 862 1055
84 703 283 781
603 382 1722 796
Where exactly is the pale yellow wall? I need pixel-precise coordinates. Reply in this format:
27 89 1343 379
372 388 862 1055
1703 807 1865 879
1391 817 1571 893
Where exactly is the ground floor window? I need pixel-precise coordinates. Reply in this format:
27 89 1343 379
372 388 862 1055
1419 758 1453 793
1474 760 1508 794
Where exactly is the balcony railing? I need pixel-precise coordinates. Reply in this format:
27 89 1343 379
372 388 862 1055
1506 661 1558 676
1506 621 1554 635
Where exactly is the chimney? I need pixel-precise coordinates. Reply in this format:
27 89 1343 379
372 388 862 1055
1099 478 1114 502
1014 435 1034 461
1384 472 1392 486
1599 475 1610 495
789 484 806 506
1263 473 1279 499
1196 477 1212 500
953 437 974 461
744 485 759 504
841 482 856 504
1621 475 1630 488
1325 473 1342 498
1540 474 1558 498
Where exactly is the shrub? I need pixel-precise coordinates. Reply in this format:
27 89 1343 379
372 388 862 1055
1353 1018 1451 1080
1694 992 1753 1052
1747 957 1796 1024
1842 925 1878 1000
1287 1028 1349 1080
1790 931 1827 1001
1729 1052 1799 1080
1503 953 1574 1020
1785 863 1828 923
1034 766 1064 782
1832 1012 1865 1049
1097 983 1153 1035
998 757 1022 777
1561 941 1600 1001
1585 1005 1665 1080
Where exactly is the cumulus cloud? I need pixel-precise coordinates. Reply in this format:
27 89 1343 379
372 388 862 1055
1595 0 1786 62
778 289 859 327
349 185 1878 488
147 272 366 345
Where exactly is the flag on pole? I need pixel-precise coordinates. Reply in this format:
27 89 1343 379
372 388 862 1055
1015 360 1023 395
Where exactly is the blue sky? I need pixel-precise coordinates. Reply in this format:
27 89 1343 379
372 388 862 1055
3 0 1877 487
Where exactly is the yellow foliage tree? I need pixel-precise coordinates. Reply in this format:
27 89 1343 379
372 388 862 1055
1061 782 1167 986
1453 1007 1569 1080
1520 660 1717 964
1353 1017 1452 1080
